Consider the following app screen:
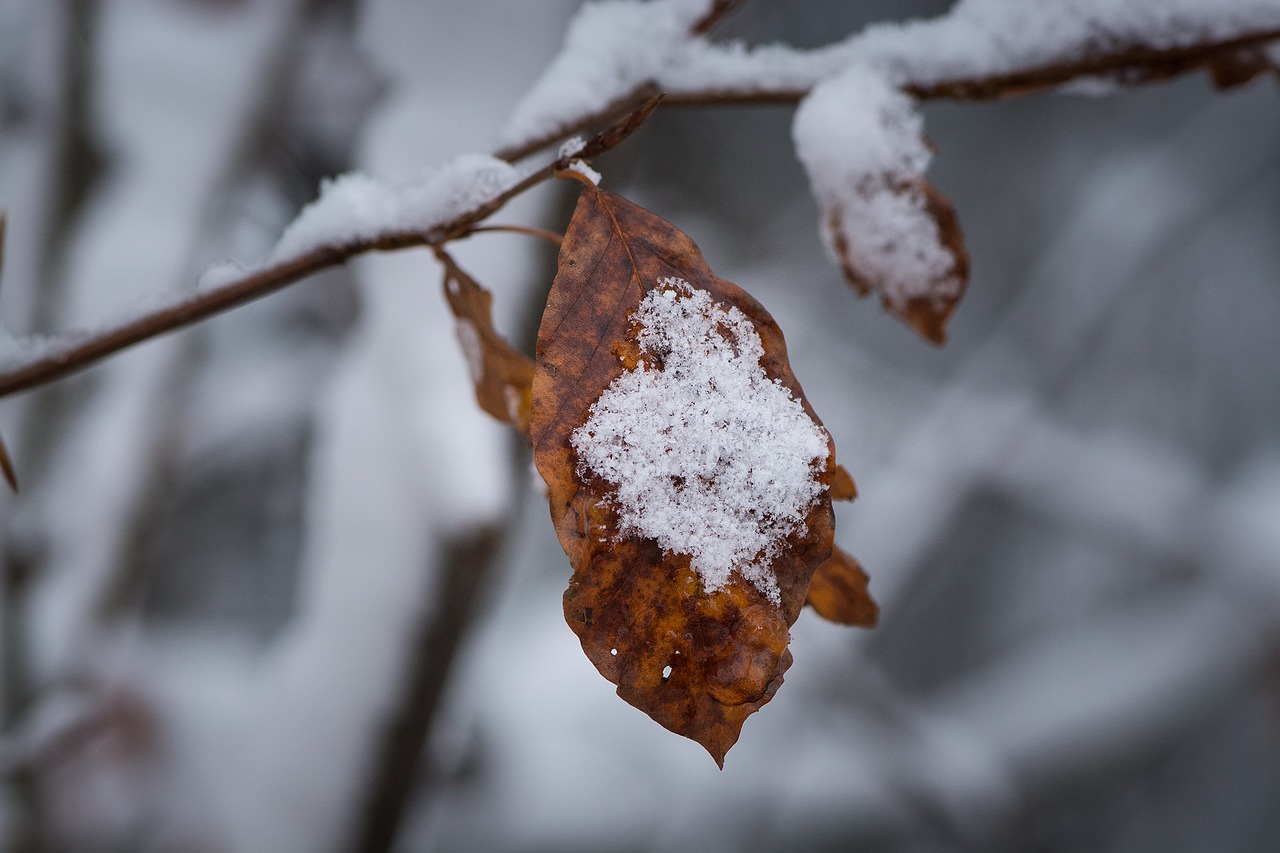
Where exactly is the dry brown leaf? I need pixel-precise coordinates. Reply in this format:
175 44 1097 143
530 185 857 765
438 250 535 437
806 545 877 627
827 176 969 345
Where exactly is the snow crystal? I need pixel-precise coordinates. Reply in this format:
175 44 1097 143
570 278 829 604
558 136 587 159
268 153 521 263
563 159 602 186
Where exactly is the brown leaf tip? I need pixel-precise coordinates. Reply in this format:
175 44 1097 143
568 278 832 604
806 547 878 628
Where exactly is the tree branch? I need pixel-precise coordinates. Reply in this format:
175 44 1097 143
0 97 662 400
496 26 1280 162
0 16 1275 400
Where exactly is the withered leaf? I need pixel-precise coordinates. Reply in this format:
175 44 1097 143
531 185 856 765
806 545 877 627
438 250 535 437
826 175 969 345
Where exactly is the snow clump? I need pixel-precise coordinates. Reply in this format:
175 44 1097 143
570 278 830 604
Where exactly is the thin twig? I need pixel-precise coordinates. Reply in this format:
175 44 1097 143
464 224 564 247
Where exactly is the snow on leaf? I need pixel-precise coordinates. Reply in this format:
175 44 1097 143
570 278 829 605
530 185 863 765
793 64 968 344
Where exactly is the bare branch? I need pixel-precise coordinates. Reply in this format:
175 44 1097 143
464 224 564 247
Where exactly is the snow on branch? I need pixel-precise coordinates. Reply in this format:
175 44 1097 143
2 1 1278 394
500 0 1280 157
792 65 967 344
0 97 668 398
267 154 520 264
490 0 1280 342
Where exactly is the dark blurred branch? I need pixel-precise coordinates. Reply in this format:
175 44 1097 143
348 525 504 853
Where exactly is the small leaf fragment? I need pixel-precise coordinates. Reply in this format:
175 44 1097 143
806 546 877 627
438 250 535 436
532 186 843 764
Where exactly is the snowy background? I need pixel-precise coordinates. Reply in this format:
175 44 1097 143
1 1 1279 851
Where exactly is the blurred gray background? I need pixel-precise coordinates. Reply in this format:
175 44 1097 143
0 1 1278 851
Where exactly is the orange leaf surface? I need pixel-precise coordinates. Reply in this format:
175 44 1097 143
438 250 535 436
530 185 857 765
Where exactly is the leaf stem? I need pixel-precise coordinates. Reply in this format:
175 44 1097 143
464 224 564 247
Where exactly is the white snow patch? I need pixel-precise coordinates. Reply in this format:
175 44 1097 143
558 135 587 159
499 0 716 149
570 278 829 604
268 154 521 263
196 261 246 292
564 159 602 186
850 0 1280 88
